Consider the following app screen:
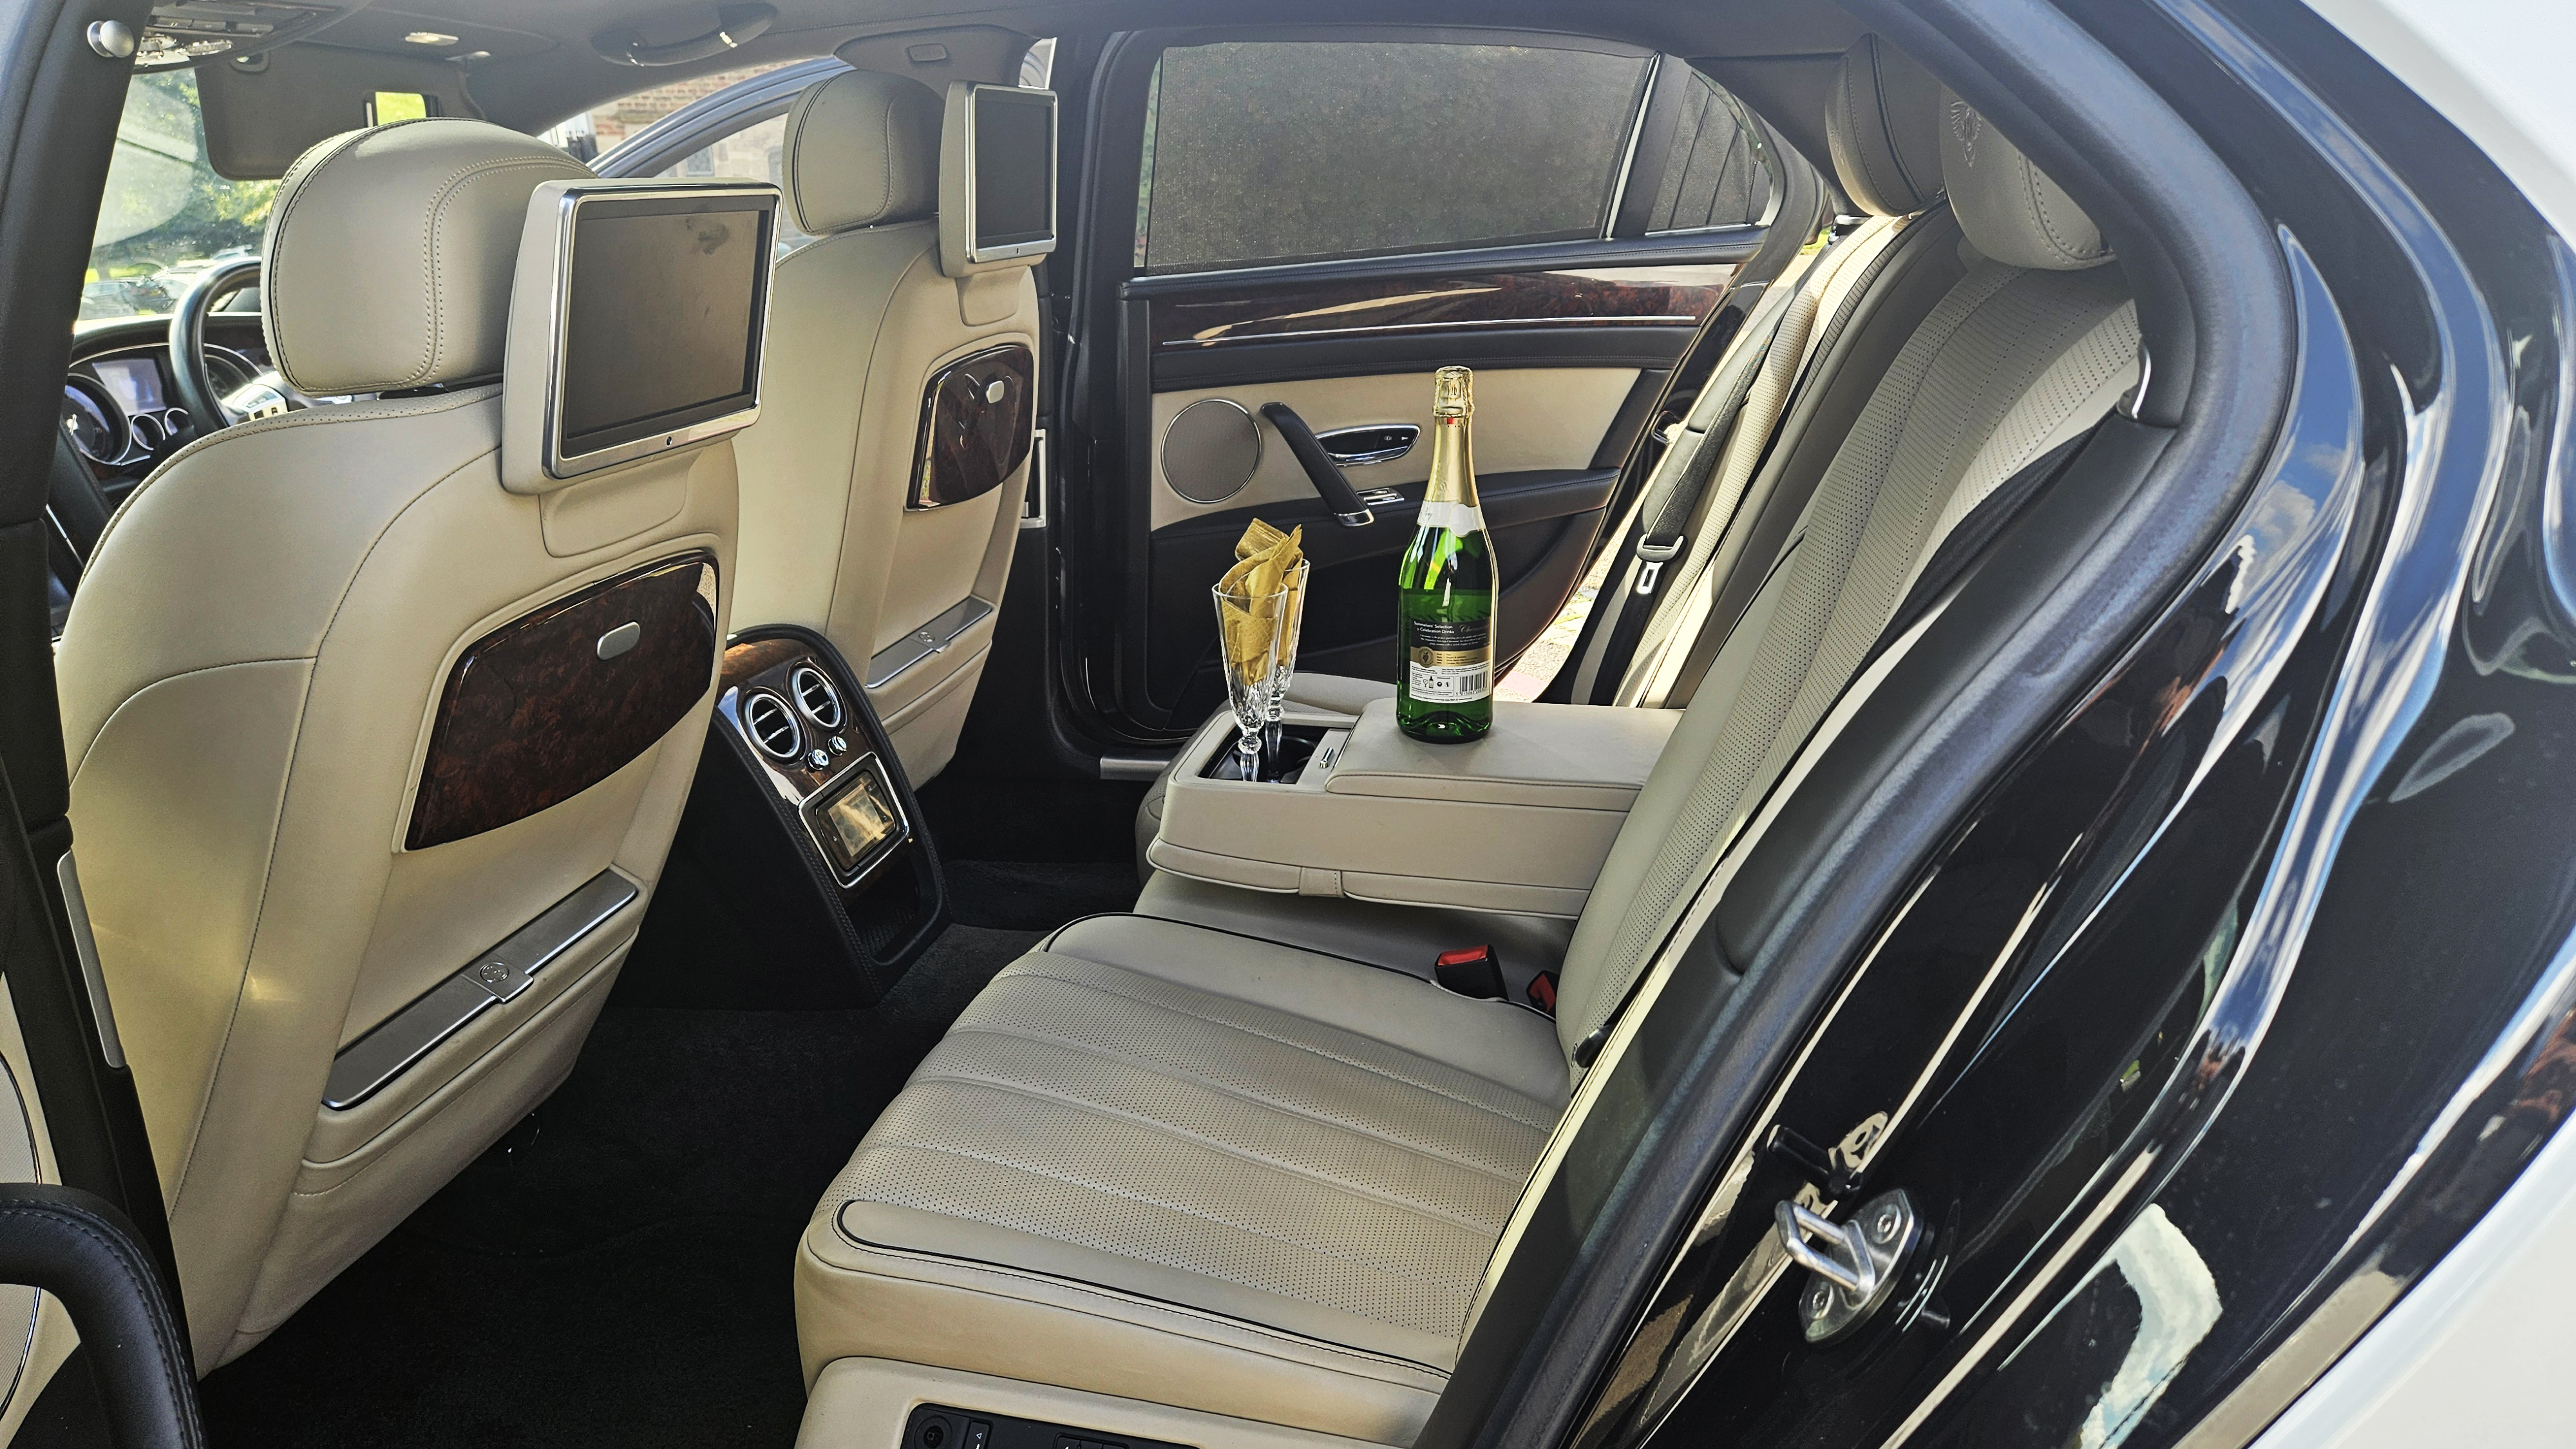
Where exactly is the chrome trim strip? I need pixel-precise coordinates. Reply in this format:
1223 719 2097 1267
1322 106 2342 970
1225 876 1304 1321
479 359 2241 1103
52 853 123 1069
866 595 996 688
1318 423 1419 468
1155 314 1701 350
1602 53 1661 240
323 871 639 1111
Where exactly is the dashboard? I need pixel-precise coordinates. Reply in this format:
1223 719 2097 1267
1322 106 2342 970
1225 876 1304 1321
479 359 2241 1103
61 314 270 487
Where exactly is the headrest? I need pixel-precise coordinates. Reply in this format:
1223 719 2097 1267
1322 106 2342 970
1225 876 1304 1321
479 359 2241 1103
1824 36 1945 217
263 119 591 396
781 70 942 234
1940 95 2114 270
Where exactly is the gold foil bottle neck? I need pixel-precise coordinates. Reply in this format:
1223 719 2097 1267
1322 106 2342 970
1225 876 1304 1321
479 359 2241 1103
1432 366 1473 418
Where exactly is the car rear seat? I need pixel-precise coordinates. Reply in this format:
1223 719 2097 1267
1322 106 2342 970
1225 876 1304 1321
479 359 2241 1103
1124 39 1960 982
798 47 2141 1444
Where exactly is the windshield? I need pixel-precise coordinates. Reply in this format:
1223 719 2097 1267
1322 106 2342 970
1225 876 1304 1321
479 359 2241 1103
85 70 276 324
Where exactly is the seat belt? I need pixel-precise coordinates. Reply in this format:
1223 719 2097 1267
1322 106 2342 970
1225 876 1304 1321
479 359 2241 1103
1567 233 1849 703
1567 424 2103 1072
1613 216 1912 706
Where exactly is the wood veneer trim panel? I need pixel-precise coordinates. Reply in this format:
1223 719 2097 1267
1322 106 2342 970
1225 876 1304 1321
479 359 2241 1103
406 552 719 849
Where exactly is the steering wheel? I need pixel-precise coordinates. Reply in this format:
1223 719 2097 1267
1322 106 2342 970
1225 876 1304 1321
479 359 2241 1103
166 257 300 438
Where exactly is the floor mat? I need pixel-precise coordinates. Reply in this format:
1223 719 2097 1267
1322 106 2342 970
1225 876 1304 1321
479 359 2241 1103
198 923 1041 1447
944 859 1141 931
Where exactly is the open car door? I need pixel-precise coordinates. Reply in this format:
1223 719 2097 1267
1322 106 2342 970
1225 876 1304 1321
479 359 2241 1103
1054 28 1824 748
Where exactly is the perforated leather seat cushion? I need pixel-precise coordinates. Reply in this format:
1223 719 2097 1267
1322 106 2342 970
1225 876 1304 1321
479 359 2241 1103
797 914 1566 1441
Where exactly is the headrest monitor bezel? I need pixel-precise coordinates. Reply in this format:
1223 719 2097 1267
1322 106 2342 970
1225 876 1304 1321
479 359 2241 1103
956 83 1059 267
533 179 781 483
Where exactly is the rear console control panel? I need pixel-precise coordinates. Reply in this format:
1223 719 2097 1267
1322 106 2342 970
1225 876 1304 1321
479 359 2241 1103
904 1404 1192 1449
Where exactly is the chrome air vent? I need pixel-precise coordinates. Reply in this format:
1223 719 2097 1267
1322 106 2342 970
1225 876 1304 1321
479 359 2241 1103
741 690 802 761
790 665 844 729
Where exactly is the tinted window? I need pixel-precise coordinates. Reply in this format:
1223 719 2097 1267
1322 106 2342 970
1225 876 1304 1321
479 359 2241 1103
1645 70 1774 234
1136 40 1651 273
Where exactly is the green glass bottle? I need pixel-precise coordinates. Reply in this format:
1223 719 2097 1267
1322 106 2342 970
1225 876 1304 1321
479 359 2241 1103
1396 366 1494 743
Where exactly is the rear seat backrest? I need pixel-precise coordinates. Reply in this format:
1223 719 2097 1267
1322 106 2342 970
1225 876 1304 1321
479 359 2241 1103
1551 94 2141 1063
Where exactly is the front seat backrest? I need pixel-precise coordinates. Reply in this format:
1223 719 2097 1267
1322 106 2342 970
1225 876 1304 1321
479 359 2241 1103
55 118 742 1368
730 69 1043 784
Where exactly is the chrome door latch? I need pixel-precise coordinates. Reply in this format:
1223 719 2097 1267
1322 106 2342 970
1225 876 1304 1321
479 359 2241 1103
1774 1188 1920 1344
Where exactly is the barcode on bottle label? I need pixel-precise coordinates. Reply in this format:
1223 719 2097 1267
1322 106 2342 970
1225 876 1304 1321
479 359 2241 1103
1408 661 1491 701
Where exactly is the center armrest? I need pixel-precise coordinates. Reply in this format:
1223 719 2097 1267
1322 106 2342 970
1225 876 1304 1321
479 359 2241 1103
1146 697 1679 918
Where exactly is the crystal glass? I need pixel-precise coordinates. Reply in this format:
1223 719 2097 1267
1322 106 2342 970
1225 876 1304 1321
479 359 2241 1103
1266 559 1312 726
1212 577 1289 777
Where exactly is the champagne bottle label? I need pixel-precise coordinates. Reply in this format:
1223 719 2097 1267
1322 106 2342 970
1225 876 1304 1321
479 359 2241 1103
1406 618 1492 703
1397 365 1494 743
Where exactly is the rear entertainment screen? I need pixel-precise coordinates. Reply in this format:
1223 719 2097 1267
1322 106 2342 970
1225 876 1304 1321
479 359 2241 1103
972 88 1055 253
559 195 771 457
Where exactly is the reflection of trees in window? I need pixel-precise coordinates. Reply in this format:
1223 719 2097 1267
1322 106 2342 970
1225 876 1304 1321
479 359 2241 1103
87 70 277 319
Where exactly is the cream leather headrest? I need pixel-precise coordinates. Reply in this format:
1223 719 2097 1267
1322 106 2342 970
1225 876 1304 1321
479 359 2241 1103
781 70 942 234
1824 36 1946 217
263 119 592 396
1940 94 2114 270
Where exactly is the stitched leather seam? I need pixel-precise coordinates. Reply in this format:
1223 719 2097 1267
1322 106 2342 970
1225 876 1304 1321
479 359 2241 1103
898 1068 1515 1230
933 1023 1535 1184
0 1205 194 1439
1001 961 1561 1131
408 155 587 389
822 1229 1455 1378
842 1137 1482 1326
83 386 500 564
263 128 378 389
2018 154 2097 265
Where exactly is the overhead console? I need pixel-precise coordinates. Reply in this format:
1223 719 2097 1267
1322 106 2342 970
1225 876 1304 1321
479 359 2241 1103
1148 699 1680 918
122 0 361 70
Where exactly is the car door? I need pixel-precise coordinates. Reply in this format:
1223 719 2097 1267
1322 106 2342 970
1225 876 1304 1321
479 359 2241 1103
1055 28 1821 741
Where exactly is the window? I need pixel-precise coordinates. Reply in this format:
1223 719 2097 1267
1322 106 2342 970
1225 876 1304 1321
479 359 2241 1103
85 70 277 322
1645 71 1774 234
1135 39 1653 274
652 112 817 257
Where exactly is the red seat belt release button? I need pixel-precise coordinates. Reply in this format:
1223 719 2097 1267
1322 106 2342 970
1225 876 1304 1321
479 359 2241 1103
1526 971 1558 1015
1434 944 1505 1000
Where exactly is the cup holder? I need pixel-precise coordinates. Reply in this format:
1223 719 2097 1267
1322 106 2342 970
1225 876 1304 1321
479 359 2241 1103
1201 723 1332 783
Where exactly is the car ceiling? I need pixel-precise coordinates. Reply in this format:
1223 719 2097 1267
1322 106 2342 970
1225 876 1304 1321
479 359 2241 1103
263 0 1868 134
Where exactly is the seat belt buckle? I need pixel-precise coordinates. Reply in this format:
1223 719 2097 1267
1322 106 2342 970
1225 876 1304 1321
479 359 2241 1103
1434 944 1506 1000
1526 971 1558 1016
1634 533 1683 596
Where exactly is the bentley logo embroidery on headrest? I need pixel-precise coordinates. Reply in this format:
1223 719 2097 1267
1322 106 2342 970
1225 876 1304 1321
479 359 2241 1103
1947 100 1984 167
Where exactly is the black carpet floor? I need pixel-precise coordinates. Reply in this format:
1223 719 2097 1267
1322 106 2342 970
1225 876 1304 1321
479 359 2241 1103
198 850 1141 1445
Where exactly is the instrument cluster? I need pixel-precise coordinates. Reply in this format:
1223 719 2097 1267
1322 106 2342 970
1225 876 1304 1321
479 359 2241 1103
60 343 261 471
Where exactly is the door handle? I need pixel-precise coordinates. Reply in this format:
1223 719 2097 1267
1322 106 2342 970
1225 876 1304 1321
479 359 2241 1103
1260 403 1376 527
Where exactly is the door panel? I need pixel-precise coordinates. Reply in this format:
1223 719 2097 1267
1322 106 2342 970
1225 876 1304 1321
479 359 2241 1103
1148 366 1638 531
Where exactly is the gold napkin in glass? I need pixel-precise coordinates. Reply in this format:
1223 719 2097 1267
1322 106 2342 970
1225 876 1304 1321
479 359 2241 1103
1215 518 1303 687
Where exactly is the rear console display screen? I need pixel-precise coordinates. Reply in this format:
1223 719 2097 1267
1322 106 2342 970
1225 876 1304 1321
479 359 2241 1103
806 755 907 881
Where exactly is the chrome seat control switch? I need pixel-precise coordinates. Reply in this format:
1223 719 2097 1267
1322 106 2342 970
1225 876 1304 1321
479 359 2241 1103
1775 1188 1920 1344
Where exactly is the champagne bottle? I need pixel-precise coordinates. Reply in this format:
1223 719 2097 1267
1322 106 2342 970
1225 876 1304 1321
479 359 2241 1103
1396 366 1495 743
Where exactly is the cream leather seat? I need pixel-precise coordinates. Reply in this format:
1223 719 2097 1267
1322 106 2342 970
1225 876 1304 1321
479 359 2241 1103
730 70 1042 784
799 62 2139 1444
56 120 739 1367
